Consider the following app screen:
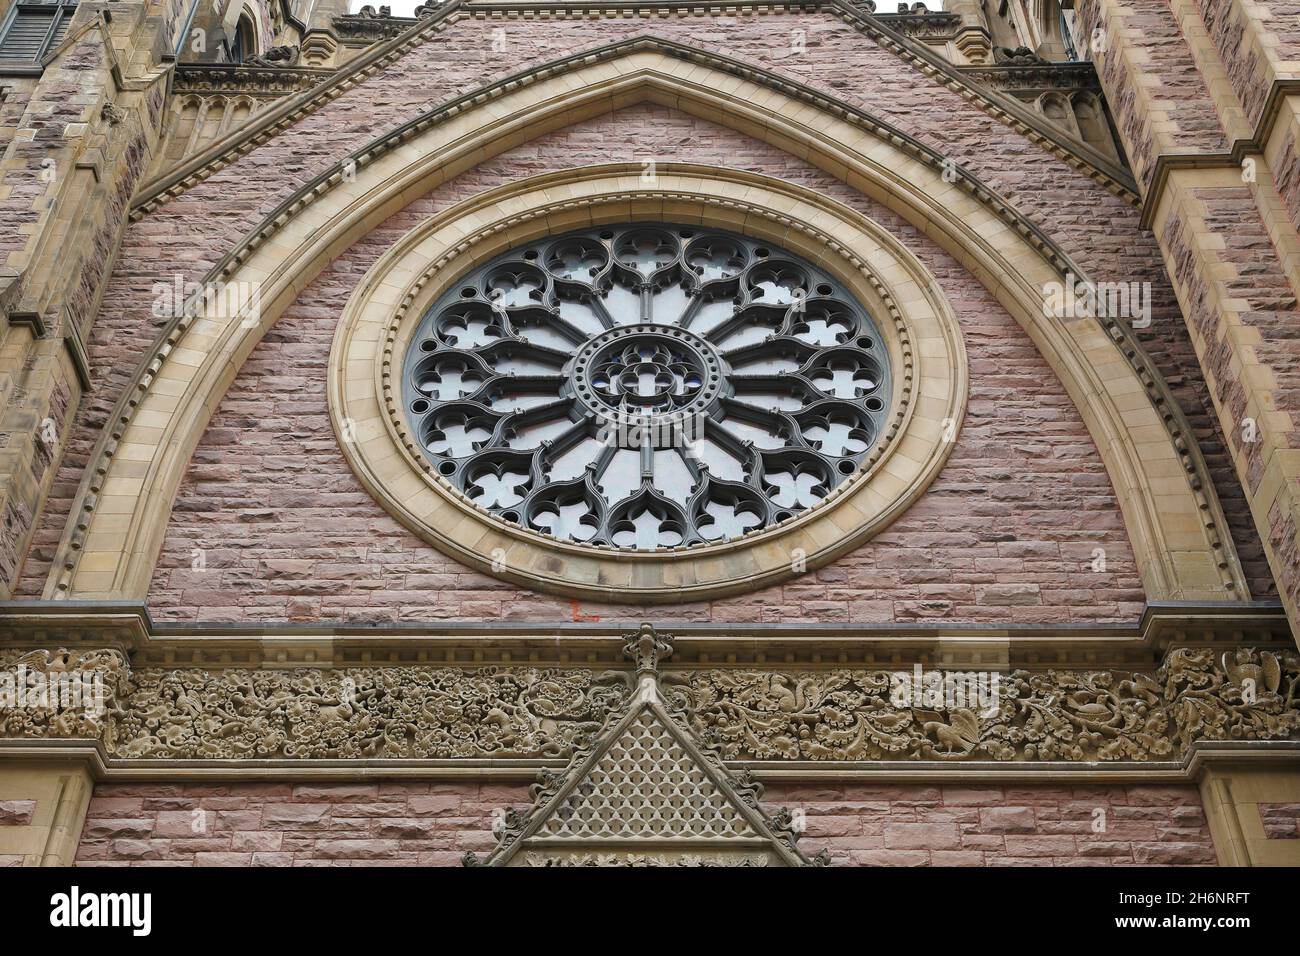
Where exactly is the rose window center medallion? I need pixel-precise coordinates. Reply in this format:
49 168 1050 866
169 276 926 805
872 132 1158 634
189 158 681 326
573 325 724 428
402 224 892 550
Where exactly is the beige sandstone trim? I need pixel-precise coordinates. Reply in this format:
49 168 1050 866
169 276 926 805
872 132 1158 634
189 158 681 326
1199 760 1300 866
1 598 1291 669
4 745 1297 866
47 48 1244 601
0 758 93 866
1167 0 1254 143
1 738 1296 787
328 167 960 600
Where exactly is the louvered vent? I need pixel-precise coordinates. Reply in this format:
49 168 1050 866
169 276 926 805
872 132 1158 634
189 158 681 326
0 4 77 62
48 9 70 48
0 11 56 60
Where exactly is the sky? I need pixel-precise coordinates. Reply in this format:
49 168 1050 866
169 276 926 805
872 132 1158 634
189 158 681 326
349 0 423 13
349 0 946 17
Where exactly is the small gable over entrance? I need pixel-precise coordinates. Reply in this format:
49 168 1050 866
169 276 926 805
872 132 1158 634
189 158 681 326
466 625 828 867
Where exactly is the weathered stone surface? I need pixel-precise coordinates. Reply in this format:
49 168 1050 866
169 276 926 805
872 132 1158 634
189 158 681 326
763 782 1215 866
77 782 526 866
138 108 1152 624
77 779 1215 866
1259 803 1300 839
0 800 36 826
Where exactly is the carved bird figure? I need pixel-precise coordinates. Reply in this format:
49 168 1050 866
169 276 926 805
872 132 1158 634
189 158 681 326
1222 650 1281 696
918 708 981 754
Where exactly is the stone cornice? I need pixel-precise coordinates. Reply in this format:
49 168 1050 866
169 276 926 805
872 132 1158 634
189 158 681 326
0 601 1289 669
334 7 961 42
4 739 1296 783
958 61 1103 93
171 63 337 96
334 13 418 43
874 11 960 39
1138 78 1300 230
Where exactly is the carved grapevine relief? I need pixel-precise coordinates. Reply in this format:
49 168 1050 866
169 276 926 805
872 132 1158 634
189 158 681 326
521 852 771 867
111 666 629 760
0 648 131 742
674 648 1300 762
0 646 1296 764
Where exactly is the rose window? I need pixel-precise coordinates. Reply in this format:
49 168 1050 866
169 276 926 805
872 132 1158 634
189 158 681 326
401 224 892 548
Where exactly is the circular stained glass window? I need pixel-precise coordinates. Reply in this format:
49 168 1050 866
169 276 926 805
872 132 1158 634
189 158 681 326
401 224 891 549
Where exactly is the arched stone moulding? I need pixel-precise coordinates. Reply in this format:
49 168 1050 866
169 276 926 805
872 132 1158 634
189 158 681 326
327 167 964 601
46 45 1245 602
129 5 1139 220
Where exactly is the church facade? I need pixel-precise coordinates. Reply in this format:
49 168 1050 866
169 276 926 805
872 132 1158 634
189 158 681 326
0 0 1298 866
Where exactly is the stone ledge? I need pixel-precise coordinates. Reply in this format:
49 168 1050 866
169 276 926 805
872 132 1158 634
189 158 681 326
0 600 1291 667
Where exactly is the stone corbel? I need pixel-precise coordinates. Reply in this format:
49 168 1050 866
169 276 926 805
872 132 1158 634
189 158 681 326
299 29 339 68
954 26 993 64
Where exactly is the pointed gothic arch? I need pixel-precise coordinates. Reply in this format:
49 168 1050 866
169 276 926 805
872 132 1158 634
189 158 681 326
44 40 1246 603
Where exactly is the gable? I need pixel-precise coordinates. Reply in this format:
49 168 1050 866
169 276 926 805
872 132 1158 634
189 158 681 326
141 106 1145 624
22 33 1249 610
468 625 823 867
132 2 1136 221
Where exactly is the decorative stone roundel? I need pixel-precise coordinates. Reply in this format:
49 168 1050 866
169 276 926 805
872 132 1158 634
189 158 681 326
400 224 892 549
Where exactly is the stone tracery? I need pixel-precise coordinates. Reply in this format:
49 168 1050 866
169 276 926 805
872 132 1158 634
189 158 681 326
401 224 892 548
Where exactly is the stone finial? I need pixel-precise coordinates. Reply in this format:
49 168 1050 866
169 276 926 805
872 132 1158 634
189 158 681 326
622 623 673 677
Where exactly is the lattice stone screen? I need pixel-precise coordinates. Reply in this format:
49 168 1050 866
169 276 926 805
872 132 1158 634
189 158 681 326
401 224 892 549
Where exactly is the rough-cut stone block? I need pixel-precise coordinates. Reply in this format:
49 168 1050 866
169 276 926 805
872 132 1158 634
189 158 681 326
0 801 37 826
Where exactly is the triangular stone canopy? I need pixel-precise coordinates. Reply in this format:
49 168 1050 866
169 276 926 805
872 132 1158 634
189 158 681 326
466 625 828 868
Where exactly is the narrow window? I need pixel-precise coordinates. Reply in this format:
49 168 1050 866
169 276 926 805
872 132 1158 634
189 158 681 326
226 12 255 64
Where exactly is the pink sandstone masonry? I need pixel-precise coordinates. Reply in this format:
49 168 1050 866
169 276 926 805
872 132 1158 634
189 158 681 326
144 107 1145 624
1194 0 1269 121
1259 803 1300 839
1078 0 1230 186
1193 0 1300 124
75 782 530 867
73 782 1218 867
1161 188 1300 616
14 11 1273 610
761 783 1218 866
1278 130 1300 241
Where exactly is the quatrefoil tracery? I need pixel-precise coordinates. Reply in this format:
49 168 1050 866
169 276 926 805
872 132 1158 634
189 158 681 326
401 224 892 549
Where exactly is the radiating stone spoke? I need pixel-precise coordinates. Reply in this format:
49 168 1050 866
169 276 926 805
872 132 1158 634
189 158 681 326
403 224 890 547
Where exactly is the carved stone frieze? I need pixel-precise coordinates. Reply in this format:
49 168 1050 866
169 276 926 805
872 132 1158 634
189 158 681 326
1 644 1296 766
675 648 1300 762
520 851 771 866
333 13 416 43
467 626 827 866
113 666 628 759
0 654 629 760
0 648 131 743
875 11 961 39
959 62 1102 93
171 65 332 97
